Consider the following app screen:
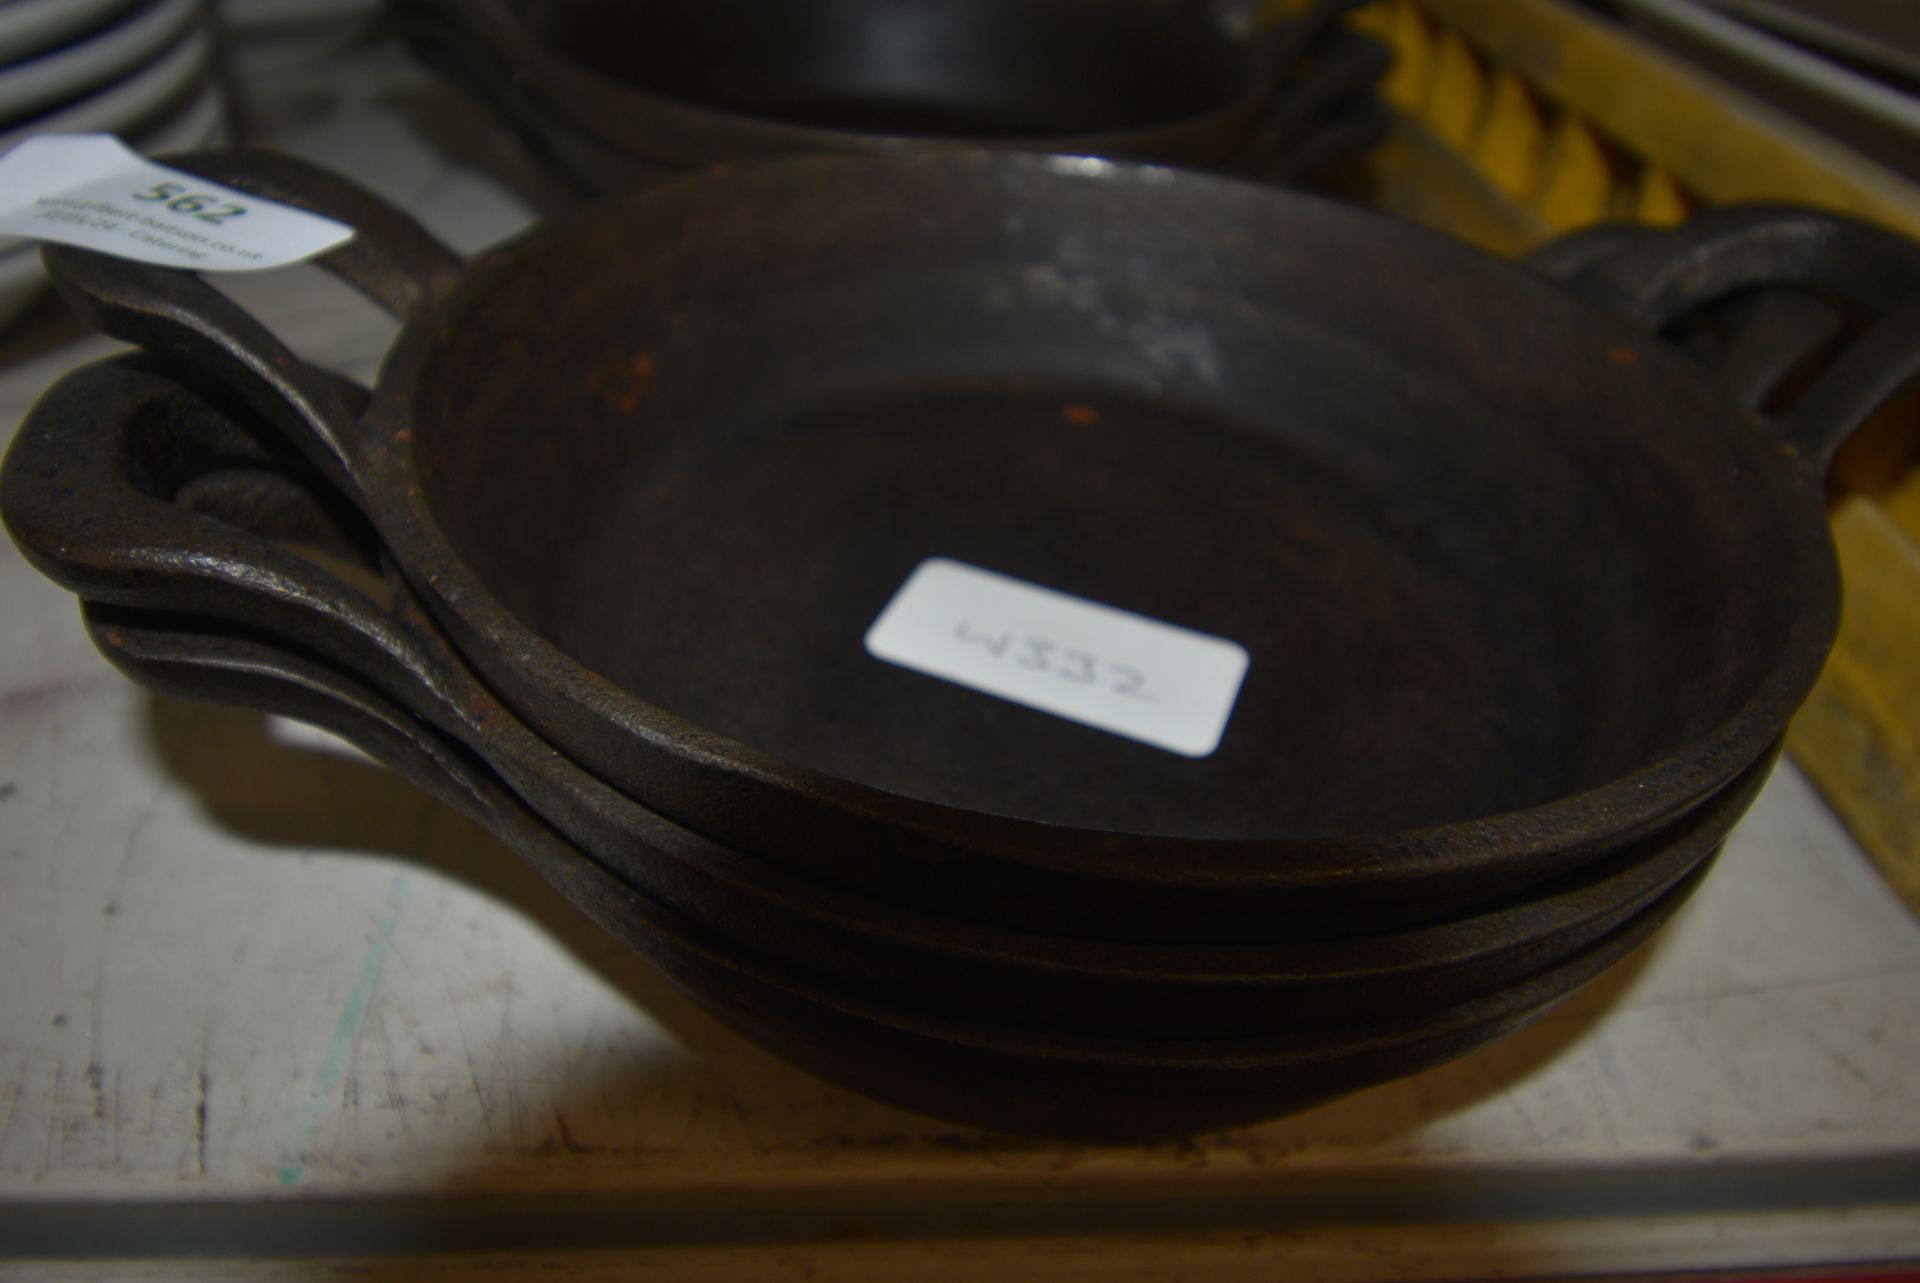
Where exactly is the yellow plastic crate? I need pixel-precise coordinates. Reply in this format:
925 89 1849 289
1312 0 1920 913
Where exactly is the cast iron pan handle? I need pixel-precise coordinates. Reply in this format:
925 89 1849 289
1528 205 1920 471
37 148 464 506
1524 222 1667 282
0 356 489 761
1231 25 1392 180
1240 0 1375 81
1533 220 1847 412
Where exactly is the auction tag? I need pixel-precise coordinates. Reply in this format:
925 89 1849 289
864 558 1250 758
0 134 354 271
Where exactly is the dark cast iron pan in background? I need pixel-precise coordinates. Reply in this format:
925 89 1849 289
390 0 1377 190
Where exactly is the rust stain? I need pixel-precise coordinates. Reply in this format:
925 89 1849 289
593 350 658 414
1607 345 1640 366
1061 403 1100 426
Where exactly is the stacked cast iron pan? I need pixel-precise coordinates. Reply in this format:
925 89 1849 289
0 361 1764 1136
388 0 1394 191
7 148 1920 1140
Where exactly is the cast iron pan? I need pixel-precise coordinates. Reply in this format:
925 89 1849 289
75 597 1713 1140
390 0 1372 189
3 355 1773 1044
28 150 1920 945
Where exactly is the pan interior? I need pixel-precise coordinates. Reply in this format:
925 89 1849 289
407 160 1818 840
513 0 1253 137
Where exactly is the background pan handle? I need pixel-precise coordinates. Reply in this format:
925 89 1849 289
0 355 474 743
1529 204 1920 472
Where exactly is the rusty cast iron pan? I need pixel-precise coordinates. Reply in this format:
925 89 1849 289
28 150 1920 945
5 354 1779 1043
11 353 1781 1044
72 600 1720 1140
391 0 1371 190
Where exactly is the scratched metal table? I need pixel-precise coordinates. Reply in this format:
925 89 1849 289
0 36 1917 1283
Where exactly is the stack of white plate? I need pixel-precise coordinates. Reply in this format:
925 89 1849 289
217 0 381 39
215 0 382 74
0 0 228 332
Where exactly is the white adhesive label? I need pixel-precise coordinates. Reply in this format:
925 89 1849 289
0 134 354 271
864 558 1250 758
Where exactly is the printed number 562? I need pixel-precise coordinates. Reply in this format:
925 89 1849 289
131 182 246 225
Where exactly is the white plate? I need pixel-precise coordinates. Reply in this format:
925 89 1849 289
0 0 198 125
135 78 227 154
0 0 143 66
218 0 382 35
216 0 382 73
0 21 211 155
